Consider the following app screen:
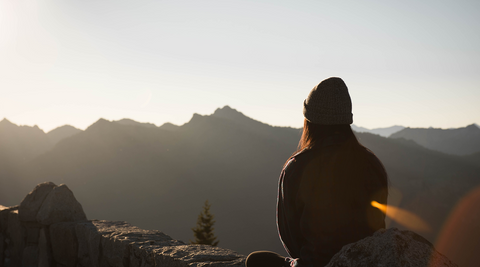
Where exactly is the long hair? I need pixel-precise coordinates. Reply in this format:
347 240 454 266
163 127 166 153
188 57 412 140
284 119 359 167
300 119 358 149
284 118 389 188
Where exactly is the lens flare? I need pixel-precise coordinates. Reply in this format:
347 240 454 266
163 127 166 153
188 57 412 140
371 201 430 232
435 186 480 267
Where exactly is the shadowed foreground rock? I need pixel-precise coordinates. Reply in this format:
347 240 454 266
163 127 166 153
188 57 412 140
0 183 245 267
326 228 458 267
1 183 458 267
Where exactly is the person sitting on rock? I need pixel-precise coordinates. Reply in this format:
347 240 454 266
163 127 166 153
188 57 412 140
246 77 388 267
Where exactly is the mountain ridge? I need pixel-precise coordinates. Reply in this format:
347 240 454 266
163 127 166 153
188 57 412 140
1 107 479 263
390 124 480 155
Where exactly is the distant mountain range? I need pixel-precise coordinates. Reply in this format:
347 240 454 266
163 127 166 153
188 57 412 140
351 124 405 137
1 107 479 265
352 123 480 156
390 124 480 156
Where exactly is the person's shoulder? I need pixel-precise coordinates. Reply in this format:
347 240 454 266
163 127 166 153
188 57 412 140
356 145 379 159
283 148 314 172
358 145 387 175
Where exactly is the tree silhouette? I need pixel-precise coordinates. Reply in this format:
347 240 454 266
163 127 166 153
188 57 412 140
190 200 219 246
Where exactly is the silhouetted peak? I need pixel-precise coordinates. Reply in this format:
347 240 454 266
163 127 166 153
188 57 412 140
466 124 480 131
48 125 80 133
159 122 179 131
0 119 45 134
212 106 246 120
0 118 15 127
85 118 112 131
96 118 110 124
47 125 82 145
187 113 205 123
115 118 157 128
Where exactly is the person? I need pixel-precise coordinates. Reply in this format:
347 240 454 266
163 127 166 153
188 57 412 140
246 77 388 267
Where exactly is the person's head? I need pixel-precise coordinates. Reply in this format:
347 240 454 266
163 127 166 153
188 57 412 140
297 77 355 151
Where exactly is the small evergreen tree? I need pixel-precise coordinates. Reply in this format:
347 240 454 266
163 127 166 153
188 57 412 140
190 200 219 246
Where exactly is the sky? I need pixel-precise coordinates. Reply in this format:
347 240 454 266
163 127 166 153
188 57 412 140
1 0 479 132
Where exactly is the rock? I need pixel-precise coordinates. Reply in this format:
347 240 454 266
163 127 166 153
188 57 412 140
50 222 78 267
155 244 245 267
77 220 243 267
75 221 101 267
22 245 39 267
326 228 458 267
0 233 4 266
0 205 18 233
99 233 130 267
18 182 56 222
24 221 43 244
38 227 53 267
6 210 26 267
91 220 179 267
36 184 87 225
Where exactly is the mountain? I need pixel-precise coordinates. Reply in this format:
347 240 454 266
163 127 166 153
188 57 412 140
8 107 299 255
47 125 82 146
0 119 51 207
115 118 158 128
462 151 480 168
1 107 479 264
0 118 52 162
390 124 480 155
0 120 83 206
159 122 180 131
351 124 405 137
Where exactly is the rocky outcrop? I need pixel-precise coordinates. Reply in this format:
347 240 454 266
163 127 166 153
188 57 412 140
0 183 244 267
36 184 87 225
1 182 88 267
18 182 56 222
326 228 458 267
1 183 458 267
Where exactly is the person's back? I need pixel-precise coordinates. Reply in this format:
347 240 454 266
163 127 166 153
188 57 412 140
246 77 388 267
277 126 387 266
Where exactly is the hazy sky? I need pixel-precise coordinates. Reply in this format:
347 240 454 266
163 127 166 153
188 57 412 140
1 0 479 132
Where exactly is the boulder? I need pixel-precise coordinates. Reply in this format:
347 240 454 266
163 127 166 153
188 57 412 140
36 184 87 225
18 182 56 222
326 228 458 267
38 227 53 267
50 222 78 267
155 244 245 267
6 210 26 267
75 221 101 267
0 233 4 266
0 205 18 233
22 245 39 267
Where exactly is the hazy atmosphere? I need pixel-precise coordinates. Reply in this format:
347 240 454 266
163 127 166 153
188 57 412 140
1 1 480 266
1 0 479 131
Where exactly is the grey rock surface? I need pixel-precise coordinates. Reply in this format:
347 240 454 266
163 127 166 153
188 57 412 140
24 221 42 244
36 184 87 225
50 222 78 267
7 210 26 267
0 205 18 233
86 220 244 267
0 232 4 266
156 245 245 267
326 228 458 267
19 182 56 222
22 245 39 267
38 227 53 267
75 222 101 267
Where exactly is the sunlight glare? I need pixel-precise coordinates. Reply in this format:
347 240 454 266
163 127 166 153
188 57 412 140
371 201 430 232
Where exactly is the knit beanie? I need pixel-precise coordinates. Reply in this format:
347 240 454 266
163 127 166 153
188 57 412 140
303 77 353 125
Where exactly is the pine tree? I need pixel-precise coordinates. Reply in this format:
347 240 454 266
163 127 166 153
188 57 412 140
190 200 219 246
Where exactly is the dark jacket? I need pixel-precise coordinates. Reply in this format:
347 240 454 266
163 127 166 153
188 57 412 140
277 134 388 267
